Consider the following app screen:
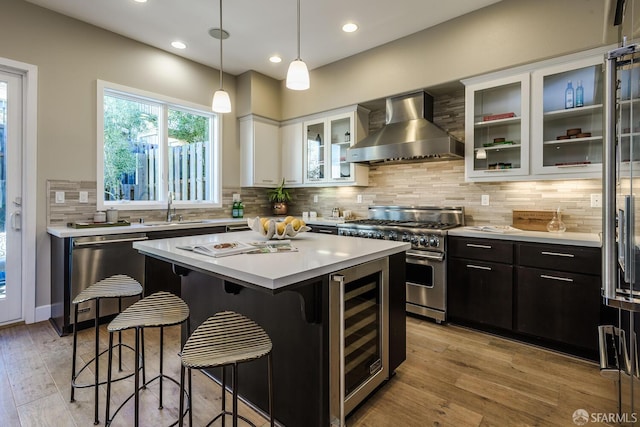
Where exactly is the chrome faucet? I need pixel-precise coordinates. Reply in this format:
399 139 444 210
166 191 175 222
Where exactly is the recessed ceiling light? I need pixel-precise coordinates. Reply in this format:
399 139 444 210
269 56 282 63
342 22 358 33
171 41 187 49
133 0 147 3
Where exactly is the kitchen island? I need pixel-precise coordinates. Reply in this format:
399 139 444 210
133 231 409 427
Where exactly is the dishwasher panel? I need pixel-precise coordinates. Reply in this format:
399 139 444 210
50 233 147 335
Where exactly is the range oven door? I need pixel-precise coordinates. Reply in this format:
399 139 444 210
329 258 389 427
405 250 446 322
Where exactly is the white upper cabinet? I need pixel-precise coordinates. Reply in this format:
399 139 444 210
531 55 604 177
463 47 608 182
464 73 530 181
240 115 281 187
280 122 304 186
302 107 368 186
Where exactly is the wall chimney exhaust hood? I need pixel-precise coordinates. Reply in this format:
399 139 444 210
347 91 464 164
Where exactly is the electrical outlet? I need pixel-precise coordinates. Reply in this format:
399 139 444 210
232 193 241 202
79 191 88 203
313 195 318 203
55 191 65 204
481 194 490 206
591 193 602 208
357 194 363 204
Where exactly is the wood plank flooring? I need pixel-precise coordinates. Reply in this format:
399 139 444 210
0 315 617 426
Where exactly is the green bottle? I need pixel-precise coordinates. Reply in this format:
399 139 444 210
238 201 244 218
232 201 239 218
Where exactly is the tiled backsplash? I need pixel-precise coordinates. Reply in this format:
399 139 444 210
46 180 271 226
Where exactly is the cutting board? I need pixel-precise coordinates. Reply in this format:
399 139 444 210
512 210 555 231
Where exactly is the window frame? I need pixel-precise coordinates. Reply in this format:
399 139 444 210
97 80 221 211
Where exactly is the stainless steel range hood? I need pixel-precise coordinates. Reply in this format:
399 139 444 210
347 91 464 164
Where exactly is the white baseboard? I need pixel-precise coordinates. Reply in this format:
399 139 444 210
34 304 51 323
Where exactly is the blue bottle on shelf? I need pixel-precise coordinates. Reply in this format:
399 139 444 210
565 80 574 109
575 80 584 108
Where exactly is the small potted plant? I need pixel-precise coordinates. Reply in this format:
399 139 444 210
267 178 292 215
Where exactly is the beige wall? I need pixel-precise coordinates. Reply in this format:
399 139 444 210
280 0 618 119
1 0 619 311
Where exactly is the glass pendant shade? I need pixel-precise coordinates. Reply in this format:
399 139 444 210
212 89 231 113
286 59 310 90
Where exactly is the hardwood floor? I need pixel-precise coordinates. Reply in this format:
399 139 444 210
0 315 617 426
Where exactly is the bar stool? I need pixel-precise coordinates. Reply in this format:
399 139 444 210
178 311 274 427
105 291 190 427
70 274 143 425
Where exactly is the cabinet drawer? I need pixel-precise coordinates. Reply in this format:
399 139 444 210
448 237 513 263
517 243 600 275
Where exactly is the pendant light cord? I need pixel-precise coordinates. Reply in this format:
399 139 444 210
219 0 224 89
296 0 301 60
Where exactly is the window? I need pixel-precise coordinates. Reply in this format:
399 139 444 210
97 80 221 210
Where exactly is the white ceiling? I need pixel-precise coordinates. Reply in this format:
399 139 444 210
25 0 502 80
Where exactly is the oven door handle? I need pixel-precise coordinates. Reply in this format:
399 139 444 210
407 251 444 262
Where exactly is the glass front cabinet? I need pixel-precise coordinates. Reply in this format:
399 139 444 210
531 55 604 176
303 109 368 186
463 49 607 182
464 73 530 181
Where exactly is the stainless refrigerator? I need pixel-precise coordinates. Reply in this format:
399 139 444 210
601 0 640 422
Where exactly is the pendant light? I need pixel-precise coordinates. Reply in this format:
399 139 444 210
286 0 310 90
211 0 231 113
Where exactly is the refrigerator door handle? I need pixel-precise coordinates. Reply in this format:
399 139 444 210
619 208 627 274
624 196 635 285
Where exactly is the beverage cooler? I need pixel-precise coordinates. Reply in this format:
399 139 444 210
600 0 640 422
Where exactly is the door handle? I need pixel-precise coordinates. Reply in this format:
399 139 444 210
10 211 21 231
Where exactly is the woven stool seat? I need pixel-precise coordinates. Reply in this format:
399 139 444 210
108 291 189 331
179 311 274 427
182 311 272 369
72 274 142 304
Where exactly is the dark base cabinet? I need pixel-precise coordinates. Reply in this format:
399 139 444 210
516 266 600 349
448 257 513 330
447 236 603 359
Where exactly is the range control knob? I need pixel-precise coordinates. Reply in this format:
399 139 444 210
419 235 428 247
401 233 411 242
429 235 440 247
387 231 397 241
410 235 419 245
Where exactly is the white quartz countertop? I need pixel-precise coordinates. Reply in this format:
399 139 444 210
133 231 410 291
47 218 247 238
448 226 601 247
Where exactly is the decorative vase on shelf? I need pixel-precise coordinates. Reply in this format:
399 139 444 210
546 208 567 233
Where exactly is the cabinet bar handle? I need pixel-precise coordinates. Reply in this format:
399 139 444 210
540 251 575 258
261 179 275 183
466 264 492 271
540 274 574 283
466 243 492 249
318 229 336 234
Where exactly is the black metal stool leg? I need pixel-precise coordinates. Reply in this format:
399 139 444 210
70 303 79 403
141 327 146 388
105 331 114 426
188 367 193 427
94 298 100 425
222 366 227 427
232 363 238 427
118 297 123 372
159 325 164 409
179 365 185 427
134 327 140 427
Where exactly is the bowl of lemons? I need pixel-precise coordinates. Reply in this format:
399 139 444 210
247 216 311 239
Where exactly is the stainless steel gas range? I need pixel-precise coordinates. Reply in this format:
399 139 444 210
337 206 464 322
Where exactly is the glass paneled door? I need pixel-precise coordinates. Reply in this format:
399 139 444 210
0 70 22 324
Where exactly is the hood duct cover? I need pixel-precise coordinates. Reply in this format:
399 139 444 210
347 91 464 164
